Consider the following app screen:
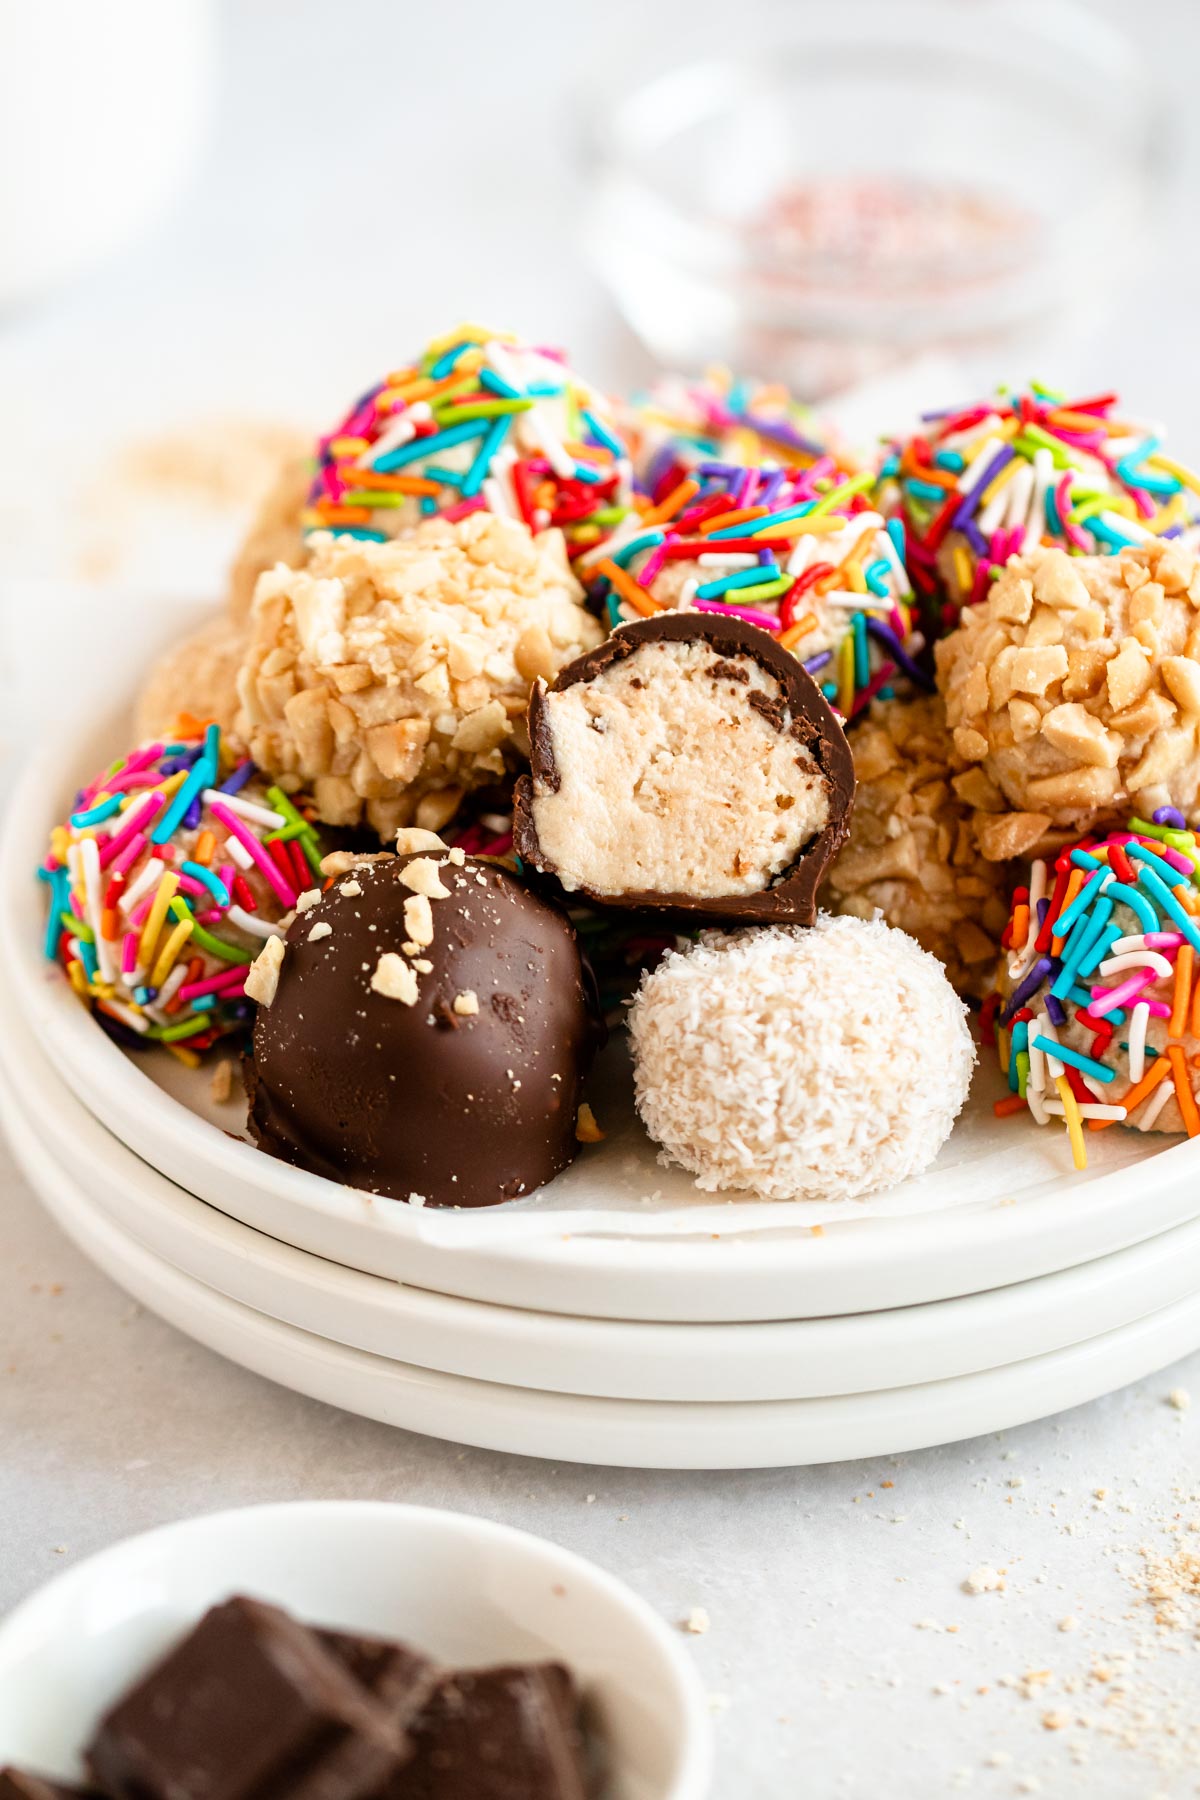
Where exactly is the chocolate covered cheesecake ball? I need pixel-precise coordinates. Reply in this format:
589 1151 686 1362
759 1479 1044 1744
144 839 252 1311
514 613 855 924
245 843 598 1206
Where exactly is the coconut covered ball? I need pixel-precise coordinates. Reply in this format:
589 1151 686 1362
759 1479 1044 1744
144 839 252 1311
628 916 976 1202
235 512 604 840
937 540 1200 839
824 695 1014 999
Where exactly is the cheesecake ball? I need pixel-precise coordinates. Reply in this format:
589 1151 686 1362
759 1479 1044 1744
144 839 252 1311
227 453 312 621
236 511 603 841
40 725 319 1053
513 613 855 924
628 916 975 1202
881 381 1200 622
588 404 923 715
937 540 1200 836
245 846 598 1206
995 817 1200 1147
626 369 834 485
825 694 1014 999
135 615 246 743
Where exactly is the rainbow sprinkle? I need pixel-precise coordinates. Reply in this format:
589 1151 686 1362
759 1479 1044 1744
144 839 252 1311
581 442 929 719
305 325 633 560
989 811 1200 1169
883 382 1200 632
629 369 834 480
39 726 322 1059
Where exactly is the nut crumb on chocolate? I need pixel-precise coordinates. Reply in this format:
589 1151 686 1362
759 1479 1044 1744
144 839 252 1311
404 894 434 946
245 934 285 1007
370 953 418 1005
400 857 450 900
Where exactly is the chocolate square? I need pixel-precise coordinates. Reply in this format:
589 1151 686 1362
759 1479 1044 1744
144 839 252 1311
0 1773 100 1800
395 1663 588 1800
317 1629 438 1732
86 1596 406 1800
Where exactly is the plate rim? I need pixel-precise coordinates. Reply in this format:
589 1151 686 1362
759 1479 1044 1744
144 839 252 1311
7 1005 1200 1401
6 1072 1200 1470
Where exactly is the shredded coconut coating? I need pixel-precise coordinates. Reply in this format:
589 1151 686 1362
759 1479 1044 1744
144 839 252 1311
628 915 976 1202
135 615 247 743
235 513 603 838
825 695 1013 999
937 541 1200 837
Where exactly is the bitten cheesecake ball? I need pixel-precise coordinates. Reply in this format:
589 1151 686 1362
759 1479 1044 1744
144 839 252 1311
245 845 599 1206
628 916 975 1202
513 613 855 923
236 512 603 840
825 695 1014 999
937 541 1200 836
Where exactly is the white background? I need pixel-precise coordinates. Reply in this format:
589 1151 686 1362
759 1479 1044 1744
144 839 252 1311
2 3 1200 1795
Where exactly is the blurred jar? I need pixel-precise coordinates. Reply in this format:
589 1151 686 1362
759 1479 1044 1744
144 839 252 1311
0 0 213 309
581 0 1160 397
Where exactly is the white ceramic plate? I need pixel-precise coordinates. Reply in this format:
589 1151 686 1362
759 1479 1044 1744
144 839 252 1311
7 1008 1200 1403
9 708 1200 1323
6 1074 1200 1469
0 1501 711 1800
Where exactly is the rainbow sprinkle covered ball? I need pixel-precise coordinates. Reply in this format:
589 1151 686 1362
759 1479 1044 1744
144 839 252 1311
991 810 1200 1168
628 369 835 485
583 434 928 721
40 726 323 1061
883 382 1200 628
305 325 634 560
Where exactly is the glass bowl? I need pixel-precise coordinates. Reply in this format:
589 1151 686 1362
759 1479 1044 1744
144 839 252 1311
580 0 1162 396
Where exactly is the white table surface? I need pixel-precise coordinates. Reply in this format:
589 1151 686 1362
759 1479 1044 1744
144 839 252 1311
3 2 1200 1795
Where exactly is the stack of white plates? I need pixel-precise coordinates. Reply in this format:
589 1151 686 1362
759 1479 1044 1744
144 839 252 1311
5 704 1200 1469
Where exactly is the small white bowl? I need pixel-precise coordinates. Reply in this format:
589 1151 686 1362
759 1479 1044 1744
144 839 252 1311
0 1501 711 1800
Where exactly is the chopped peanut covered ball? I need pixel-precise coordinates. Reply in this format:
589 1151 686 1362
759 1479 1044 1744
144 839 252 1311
936 542 1200 834
824 696 1014 1000
235 513 604 839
